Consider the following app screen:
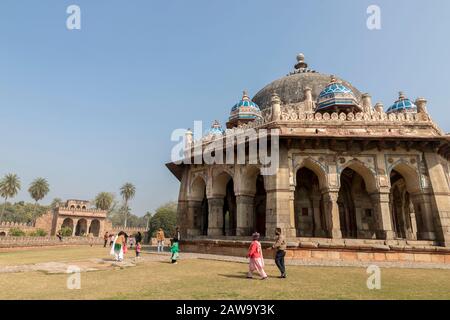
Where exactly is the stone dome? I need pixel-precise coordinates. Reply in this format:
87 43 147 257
252 54 362 110
229 91 262 122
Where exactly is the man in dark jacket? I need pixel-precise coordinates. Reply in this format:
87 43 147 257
272 228 287 278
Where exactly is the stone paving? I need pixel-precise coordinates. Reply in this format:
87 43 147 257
1 248 450 275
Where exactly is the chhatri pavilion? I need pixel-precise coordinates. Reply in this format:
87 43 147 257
167 53 450 258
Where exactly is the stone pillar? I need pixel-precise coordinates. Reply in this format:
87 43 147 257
411 193 436 240
370 192 395 240
207 197 224 236
235 195 255 236
72 219 78 236
424 152 450 246
311 197 326 237
187 200 202 237
322 190 342 238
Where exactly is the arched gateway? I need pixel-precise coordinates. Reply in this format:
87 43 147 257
167 53 450 249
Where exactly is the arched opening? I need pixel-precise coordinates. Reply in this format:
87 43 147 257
82 206 87 210
223 179 237 236
254 175 267 236
70 205 75 209
76 205 81 209
75 219 87 236
294 167 326 237
190 177 209 236
0 232 6 237
61 218 74 234
89 219 100 237
389 169 419 240
338 168 377 239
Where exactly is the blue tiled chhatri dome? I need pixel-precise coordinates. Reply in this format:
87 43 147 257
316 75 361 113
386 92 417 114
206 120 224 136
227 91 262 128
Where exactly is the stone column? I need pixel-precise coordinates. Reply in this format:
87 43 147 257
411 193 436 240
187 200 202 237
370 192 395 240
72 219 78 236
235 195 255 236
322 190 342 238
311 197 326 237
207 197 224 237
423 152 450 245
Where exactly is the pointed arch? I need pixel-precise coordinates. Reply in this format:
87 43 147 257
340 159 378 193
294 157 328 190
389 161 421 194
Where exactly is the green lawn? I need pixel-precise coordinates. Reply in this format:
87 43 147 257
0 246 449 300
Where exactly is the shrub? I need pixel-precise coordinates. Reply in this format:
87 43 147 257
9 228 26 237
28 229 47 237
60 227 73 237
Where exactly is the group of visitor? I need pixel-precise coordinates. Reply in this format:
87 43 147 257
103 231 143 262
247 228 287 280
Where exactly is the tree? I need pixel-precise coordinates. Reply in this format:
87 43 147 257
120 183 136 228
95 192 114 211
50 198 64 210
0 174 21 223
28 178 50 223
148 202 177 238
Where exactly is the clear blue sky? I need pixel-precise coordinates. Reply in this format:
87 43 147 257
1 0 449 216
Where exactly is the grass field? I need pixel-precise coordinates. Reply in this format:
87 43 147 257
0 246 449 300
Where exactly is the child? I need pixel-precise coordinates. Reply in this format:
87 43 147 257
170 238 179 264
135 241 141 259
247 232 268 280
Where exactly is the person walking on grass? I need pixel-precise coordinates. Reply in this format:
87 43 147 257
247 232 267 280
272 228 287 278
103 232 109 248
135 241 141 260
110 231 126 262
170 238 179 264
156 228 165 252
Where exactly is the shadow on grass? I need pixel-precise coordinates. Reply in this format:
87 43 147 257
218 272 251 279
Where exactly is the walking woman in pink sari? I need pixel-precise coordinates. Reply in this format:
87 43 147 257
247 232 268 280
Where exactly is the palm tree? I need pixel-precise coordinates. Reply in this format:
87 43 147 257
95 192 114 211
28 178 50 223
120 183 136 228
50 198 64 210
0 173 21 223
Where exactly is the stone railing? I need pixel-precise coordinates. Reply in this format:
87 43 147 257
197 103 439 143
110 227 147 233
0 236 104 248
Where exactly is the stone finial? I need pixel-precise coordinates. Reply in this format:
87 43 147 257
184 128 193 155
329 75 337 84
398 91 406 100
303 87 314 113
415 97 428 114
270 92 281 121
374 102 385 114
362 93 373 114
242 90 250 101
304 87 313 102
294 53 308 70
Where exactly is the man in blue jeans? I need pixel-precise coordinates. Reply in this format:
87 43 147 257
272 228 287 278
